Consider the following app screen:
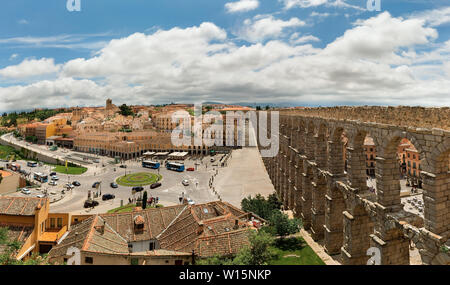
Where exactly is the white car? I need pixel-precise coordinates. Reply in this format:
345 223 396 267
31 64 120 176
210 158 215 162
37 194 45 198
21 188 31 195
65 183 75 189
52 176 59 181
49 181 58 186
187 198 195 205
182 179 189 186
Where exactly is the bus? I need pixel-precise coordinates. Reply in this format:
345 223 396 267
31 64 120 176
165 162 185 172
27 161 38 167
142 160 160 169
34 172 48 183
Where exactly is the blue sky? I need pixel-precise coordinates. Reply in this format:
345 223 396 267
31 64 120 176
0 0 449 111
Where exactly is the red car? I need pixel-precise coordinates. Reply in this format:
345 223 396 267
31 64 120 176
186 167 195 171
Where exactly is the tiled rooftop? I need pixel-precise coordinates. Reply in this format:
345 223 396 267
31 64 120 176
0 197 47 216
49 201 258 260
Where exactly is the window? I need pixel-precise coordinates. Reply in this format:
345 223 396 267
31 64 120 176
85 257 93 264
131 258 139 265
149 241 156 251
50 218 55 228
57 218 63 228
413 162 416 169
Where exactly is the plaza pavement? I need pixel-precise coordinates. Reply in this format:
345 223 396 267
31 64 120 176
213 147 276 207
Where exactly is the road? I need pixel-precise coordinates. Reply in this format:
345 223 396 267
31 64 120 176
2 153 224 215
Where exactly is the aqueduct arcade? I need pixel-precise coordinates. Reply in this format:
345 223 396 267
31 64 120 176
259 107 450 265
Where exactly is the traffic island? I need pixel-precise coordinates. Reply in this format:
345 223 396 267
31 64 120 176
116 172 162 187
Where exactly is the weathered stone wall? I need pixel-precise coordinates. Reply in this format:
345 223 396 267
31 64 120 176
259 108 450 265
281 106 450 131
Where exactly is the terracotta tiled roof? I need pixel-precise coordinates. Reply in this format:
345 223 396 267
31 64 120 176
0 197 47 216
195 229 251 257
50 201 256 259
0 224 34 256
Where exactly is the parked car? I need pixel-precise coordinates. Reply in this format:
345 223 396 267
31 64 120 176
72 181 81 186
110 182 118 188
50 172 57 176
102 194 115 201
92 182 101 188
65 183 75 189
21 188 31 195
186 167 195 171
187 198 195 205
182 179 189 186
150 182 161 189
84 199 99 208
36 194 45 198
51 176 59 181
49 181 58 186
210 158 215 162
132 186 144 192
119 165 127 168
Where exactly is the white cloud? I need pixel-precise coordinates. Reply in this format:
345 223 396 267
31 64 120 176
0 58 60 79
290 33 320 44
325 12 438 64
411 6 450 27
18 19 29 25
0 33 113 50
0 12 449 112
236 15 306 42
225 0 259 13
281 0 327 9
9 54 19 61
279 0 362 10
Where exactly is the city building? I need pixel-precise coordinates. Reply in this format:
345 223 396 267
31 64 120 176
0 196 70 260
0 170 26 195
405 144 422 187
364 136 376 177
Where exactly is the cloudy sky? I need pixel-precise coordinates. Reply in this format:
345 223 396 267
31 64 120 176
0 0 449 112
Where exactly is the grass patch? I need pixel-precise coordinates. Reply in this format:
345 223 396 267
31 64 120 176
269 237 325 265
107 204 137 213
52 165 87 175
116 172 161 187
0 145 22 160
107 203 164 213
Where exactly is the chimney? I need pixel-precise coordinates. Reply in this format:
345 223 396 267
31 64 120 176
197 222 204 235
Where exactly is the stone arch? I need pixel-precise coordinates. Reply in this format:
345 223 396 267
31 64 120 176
346 127 377 193
341 195 374 265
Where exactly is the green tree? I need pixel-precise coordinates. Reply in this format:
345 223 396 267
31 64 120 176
232 230 277 265
268 210 301 238
119 104 134 116
241 193 282 220
142 191 148 209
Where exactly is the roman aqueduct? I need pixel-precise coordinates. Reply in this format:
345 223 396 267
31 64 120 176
258 106 450 265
